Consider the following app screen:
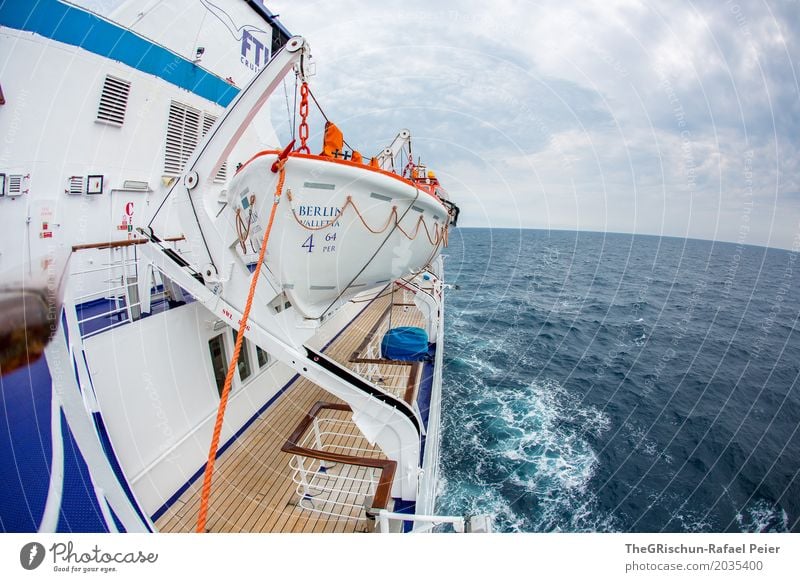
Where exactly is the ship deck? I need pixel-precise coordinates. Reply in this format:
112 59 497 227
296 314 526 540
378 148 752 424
154 286 429 533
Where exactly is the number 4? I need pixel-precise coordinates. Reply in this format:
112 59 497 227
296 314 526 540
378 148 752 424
301 235 315 253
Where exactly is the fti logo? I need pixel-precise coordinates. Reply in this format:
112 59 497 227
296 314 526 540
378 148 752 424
240 29 270 72
19 542 46 570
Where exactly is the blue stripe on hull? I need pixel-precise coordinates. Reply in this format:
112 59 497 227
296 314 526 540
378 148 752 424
0 0 239 107
0 357 53 532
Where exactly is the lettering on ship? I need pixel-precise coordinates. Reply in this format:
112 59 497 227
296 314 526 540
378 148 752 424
297 205 341 229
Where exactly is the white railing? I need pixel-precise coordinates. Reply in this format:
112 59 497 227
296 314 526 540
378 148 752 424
354 343 382 381
375 510 493 534
375 510 465 533
69 238 186 339
71 246 141 339
289 457 379 520
287 415 381 521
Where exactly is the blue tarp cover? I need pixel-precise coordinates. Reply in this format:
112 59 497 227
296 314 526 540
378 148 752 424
381 327 429 361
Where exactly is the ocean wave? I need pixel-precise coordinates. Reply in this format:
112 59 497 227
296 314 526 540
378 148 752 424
736 499 790 533
441 229 800 532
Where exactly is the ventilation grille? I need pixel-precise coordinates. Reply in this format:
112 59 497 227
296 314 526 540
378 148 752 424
67 176 84 195
164 102 228 182
8 174 22 196
202 113 228 183
96 75 131 126
164 101 200 176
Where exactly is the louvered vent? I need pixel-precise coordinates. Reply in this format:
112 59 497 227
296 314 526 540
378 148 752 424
8 174 22 196
67 176 84 195
96 75 131 126
164 101 201 175
202 113 228 183
163 102 228 182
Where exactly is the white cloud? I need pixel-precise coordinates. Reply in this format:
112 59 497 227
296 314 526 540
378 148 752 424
268 0 800 249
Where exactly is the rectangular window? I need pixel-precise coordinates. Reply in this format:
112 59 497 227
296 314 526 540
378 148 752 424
231 329 252 382
256 346 270 368
208 334 227 396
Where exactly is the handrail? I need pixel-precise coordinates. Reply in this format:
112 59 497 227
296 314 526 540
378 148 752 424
375 509 465 533
404 362 421 405
72 235 185 252
306 347 422 434
349 303 392 362
281 401 397 511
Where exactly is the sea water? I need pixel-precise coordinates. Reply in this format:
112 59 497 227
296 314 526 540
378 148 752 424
437 228 799 532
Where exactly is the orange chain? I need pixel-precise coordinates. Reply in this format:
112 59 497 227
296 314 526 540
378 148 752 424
297 82 310 154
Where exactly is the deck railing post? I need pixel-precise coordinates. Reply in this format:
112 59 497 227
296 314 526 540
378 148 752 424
311 417 333 469
295 456 313 499
377 510 389 533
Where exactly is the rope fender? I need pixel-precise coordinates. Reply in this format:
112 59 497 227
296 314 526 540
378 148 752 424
285 192 449 246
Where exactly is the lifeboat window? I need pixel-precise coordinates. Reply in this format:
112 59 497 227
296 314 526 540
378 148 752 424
256 346 270 368
208 334 227 396
231 329 252 381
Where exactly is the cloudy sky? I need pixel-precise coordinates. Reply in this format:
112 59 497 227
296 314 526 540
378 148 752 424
265 0 799 250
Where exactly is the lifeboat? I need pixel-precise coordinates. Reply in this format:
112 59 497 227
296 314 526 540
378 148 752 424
225 132 457 319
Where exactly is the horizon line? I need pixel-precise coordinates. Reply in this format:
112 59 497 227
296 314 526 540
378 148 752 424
451 226 797 253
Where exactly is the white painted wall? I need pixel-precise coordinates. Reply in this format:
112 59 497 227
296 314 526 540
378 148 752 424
0 27 280 284
84 301 297 515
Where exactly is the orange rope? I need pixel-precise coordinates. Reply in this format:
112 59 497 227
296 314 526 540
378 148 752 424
283 165 450 245
195 159 287 533
348 198 399 235
286 192 449 244
234 207 252 253
395 214 444 245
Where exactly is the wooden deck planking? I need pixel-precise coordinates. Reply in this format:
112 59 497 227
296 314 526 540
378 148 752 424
154 287 429 533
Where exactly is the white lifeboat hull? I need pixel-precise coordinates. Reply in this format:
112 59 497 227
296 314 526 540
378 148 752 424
226 153 450 318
